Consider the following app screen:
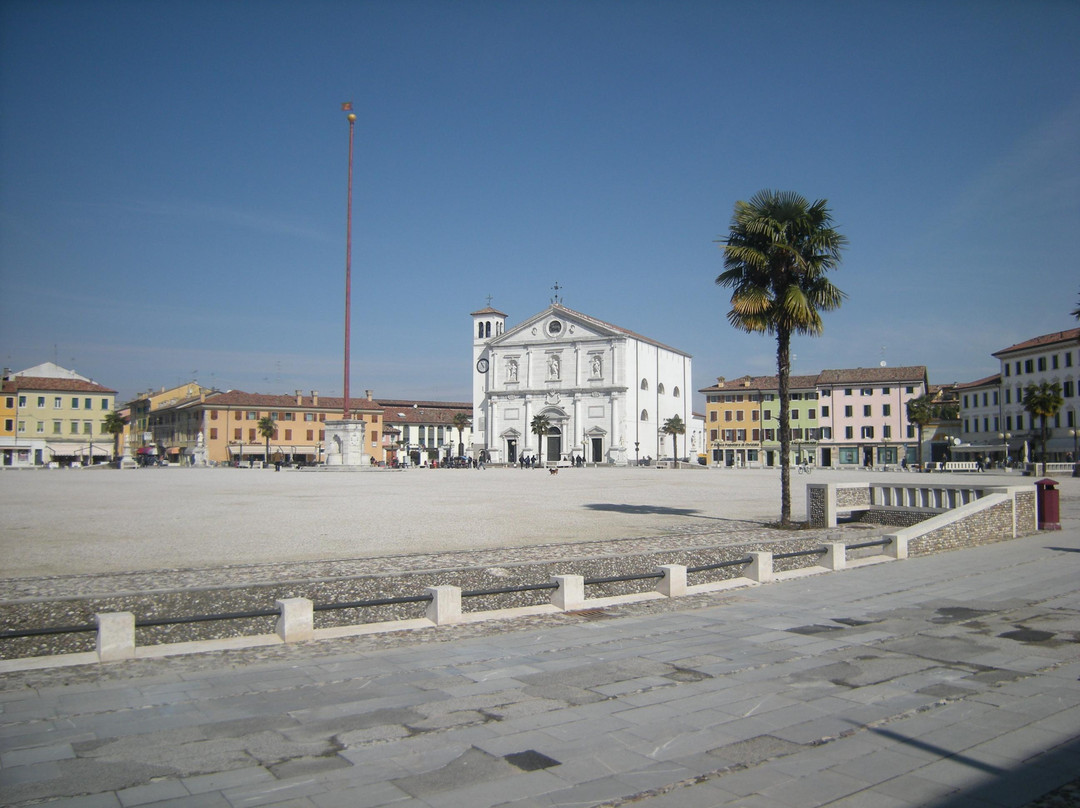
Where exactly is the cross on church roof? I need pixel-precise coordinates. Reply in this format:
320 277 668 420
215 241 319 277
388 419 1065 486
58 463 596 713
551 281 562 304
486 294 493 307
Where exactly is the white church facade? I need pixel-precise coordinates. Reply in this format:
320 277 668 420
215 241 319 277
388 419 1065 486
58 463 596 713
471 303 693 466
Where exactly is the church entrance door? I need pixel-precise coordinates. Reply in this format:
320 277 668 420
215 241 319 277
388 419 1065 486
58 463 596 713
546 427 562 463
507 439 517 464
591 437 603 463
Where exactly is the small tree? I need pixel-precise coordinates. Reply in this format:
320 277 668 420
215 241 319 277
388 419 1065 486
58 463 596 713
1022 382 1064 463
1072 287 1080 321
257 416 276 464
662 415 686 462
452 411 471 458
103 410 127 461
531 414 551 465
906 394 935 469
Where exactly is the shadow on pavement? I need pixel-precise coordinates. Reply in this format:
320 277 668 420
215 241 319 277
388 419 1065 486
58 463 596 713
583 503 768 525
864 725 1080 807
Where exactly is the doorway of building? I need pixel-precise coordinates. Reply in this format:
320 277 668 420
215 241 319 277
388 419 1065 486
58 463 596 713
506 439 517 464
591 437 603 463
546 426 562 463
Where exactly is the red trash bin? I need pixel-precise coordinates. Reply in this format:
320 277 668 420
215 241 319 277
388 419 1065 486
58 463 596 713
1035 478 1061 531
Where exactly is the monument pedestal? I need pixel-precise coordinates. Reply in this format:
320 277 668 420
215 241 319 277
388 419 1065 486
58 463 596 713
324 420 367 467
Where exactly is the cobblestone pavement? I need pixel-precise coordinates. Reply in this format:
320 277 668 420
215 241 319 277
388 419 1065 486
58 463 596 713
0 521 883 601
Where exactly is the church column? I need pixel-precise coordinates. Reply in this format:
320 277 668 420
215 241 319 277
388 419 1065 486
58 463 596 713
488 396 499 459
523 397 533 454
573 393 582 456
611 392 621 461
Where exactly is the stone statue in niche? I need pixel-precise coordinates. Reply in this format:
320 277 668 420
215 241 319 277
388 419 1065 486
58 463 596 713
591 355 602 377
548 355 560 380
507 358 518 381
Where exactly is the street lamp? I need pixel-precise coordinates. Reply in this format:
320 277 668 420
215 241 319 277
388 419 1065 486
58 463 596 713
1070 426 1079 477
998 432 1011 469
634 441 640 467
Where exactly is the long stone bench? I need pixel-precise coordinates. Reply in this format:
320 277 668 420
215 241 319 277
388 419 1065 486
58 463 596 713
807 481 1036 536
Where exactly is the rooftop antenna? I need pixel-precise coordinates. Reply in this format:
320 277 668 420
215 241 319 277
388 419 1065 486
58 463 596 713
551 281 562 305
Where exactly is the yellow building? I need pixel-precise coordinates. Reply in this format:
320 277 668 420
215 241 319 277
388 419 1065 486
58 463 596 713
126 382 213 458
1 363 117 466
699 376 764 467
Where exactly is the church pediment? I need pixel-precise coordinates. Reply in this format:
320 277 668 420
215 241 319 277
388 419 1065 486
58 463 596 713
488 305 624 348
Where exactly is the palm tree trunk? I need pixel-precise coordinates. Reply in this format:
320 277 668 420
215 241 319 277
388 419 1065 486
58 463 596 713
777 327 792 525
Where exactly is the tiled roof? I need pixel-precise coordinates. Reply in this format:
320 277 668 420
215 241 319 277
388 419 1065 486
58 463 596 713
7 376 116 394
699 373 827 393
382 404 471 426
176 392 471 427
957 374 1001 389
992 328 1080 358
700 366 928 393
470 306 507 317
376 400 471 410
816 366 927 385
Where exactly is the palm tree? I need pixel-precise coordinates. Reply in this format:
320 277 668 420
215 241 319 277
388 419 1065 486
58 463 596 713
531 414 551 465
103 410 127 462
1022 381 1064 463
905 394 935 470
452 411 471 458
662 415 686 463
1072 288 1080 321
716 190 847 525
257 415 276 465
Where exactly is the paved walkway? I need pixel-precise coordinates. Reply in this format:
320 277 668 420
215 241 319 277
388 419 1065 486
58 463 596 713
2 522 1078 806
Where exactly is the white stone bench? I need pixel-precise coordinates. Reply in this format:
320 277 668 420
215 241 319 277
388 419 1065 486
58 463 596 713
944 461 979 472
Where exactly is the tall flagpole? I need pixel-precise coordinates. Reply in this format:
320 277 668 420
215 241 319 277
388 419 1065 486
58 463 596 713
342 103 356 418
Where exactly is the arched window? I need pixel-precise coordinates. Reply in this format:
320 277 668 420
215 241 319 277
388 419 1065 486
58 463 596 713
657 383 666 395
484 321 491 338
478 323 484 338
640 409 649 421
673 387 680 398
640 379 649 391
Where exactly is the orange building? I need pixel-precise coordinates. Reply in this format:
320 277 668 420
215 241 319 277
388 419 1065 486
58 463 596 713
149 390 384 466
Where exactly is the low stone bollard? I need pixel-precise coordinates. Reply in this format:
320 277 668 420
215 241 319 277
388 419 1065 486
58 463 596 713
96 612 135 662
746 551 773 583
551 575 585 611
276 598 314 642
426 586 462 625
822 543 847 571
657 564 687 598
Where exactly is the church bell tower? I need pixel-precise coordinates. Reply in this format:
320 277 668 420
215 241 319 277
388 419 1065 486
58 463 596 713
470 302 506 459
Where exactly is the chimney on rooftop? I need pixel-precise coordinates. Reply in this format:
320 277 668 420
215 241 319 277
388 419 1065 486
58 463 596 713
311 390 318 406
295 390 302 406
365 389 373 401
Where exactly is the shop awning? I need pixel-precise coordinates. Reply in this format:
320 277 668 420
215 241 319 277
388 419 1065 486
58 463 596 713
48 444 109 457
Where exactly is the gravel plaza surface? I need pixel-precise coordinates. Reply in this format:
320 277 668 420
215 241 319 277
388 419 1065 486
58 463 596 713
0 465 1049 580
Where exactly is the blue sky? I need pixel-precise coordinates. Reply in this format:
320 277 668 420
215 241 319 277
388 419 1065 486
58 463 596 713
2 0 1078 407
